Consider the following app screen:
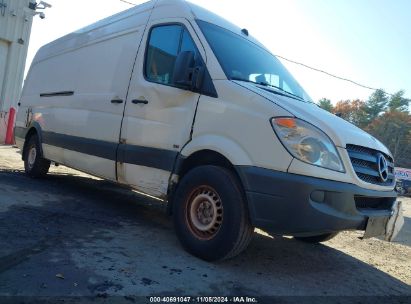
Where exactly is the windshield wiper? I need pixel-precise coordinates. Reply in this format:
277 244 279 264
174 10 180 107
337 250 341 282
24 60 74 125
230 77 267 86
230 77 307 103
262 83 307 102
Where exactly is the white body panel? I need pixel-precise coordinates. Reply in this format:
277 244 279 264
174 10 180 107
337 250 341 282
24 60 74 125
184 81 294 172
118 163 170 198
17 3 152 180
122 17 205 151
43 144 113 179
235 82 391 154
15 0 395 203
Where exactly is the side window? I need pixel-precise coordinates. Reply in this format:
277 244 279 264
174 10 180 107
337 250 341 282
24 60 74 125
145 25 181 85
145 25 200 86
180 29 197 58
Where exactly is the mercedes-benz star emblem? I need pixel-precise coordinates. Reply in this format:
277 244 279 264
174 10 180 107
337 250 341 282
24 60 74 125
377 154 389 182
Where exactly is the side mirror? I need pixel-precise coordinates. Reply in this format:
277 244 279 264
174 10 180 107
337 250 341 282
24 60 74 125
173 51 204 91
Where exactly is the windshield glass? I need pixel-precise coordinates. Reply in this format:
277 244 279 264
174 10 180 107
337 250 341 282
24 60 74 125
197 20 312 102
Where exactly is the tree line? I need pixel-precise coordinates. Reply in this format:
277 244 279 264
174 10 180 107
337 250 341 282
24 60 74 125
318 90 411 168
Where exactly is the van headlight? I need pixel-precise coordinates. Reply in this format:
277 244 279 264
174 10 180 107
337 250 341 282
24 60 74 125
271 117 345 172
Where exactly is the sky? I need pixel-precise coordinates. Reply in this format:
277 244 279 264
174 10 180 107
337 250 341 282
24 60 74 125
26 0 411 103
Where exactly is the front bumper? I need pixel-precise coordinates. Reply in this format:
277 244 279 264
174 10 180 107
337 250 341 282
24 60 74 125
236 166 398 236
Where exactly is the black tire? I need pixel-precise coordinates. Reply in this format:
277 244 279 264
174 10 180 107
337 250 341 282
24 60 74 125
173 165 254 261
23 134 50 178
294 232 338 244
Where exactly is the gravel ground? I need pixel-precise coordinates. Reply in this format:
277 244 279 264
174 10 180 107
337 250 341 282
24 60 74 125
0 145 410 302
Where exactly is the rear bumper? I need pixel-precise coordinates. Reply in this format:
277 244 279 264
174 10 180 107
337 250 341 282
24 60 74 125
236 166 397 236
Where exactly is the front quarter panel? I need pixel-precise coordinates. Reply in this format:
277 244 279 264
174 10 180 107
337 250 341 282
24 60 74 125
189 80 293 171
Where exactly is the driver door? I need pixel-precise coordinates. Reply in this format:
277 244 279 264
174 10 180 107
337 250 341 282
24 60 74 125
118 19 206 198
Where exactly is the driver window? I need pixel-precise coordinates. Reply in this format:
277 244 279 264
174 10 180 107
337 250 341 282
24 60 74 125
145 24 200 86
145 25 181 84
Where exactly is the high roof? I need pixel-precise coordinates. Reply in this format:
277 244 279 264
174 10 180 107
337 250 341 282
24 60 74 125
33 0 265 64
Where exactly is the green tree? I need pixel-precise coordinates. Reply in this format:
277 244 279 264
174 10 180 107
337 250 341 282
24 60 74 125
318 98 333 112
366 111 411 168
333 90 411 168
365 89 388 122
388 90 409 113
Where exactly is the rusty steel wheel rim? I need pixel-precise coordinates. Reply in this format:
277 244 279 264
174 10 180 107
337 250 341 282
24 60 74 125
185 186 223 240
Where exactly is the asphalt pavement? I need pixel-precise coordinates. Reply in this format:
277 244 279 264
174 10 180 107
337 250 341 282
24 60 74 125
0 146 410 303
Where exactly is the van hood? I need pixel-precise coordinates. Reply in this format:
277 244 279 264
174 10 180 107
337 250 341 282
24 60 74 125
237 82 392 157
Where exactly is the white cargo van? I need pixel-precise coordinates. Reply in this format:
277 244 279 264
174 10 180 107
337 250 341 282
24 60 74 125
15 0 403 261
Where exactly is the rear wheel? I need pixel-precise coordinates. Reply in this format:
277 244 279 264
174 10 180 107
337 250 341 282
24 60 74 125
24 134 50 178
294 232 338 244
173 165 254 261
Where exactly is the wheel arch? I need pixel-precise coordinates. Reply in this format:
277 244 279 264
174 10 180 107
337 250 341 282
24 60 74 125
179 135 253 167
167 135 253 214
177 149 238 181
22 122 44 160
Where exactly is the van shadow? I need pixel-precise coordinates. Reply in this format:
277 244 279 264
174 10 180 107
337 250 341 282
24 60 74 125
0 169 410 297
229 234 411 296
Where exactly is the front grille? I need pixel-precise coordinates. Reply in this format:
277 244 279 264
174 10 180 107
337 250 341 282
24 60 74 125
354 196 395 210
346 144 395 186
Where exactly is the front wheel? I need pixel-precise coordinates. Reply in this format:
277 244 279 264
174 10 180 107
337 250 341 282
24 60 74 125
23 134 50 178
294 232 338 244
173 166 254 261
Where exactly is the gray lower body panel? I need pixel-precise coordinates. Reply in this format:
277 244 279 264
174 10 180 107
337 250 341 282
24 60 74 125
236 166 397 236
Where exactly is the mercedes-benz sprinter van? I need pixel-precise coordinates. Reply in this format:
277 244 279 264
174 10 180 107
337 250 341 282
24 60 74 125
15 0 403 261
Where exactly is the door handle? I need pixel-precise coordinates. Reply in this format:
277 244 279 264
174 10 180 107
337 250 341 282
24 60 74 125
111 99 124 104
132 99 149 105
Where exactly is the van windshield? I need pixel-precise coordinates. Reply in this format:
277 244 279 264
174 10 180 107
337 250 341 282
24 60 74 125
197 20 312 103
